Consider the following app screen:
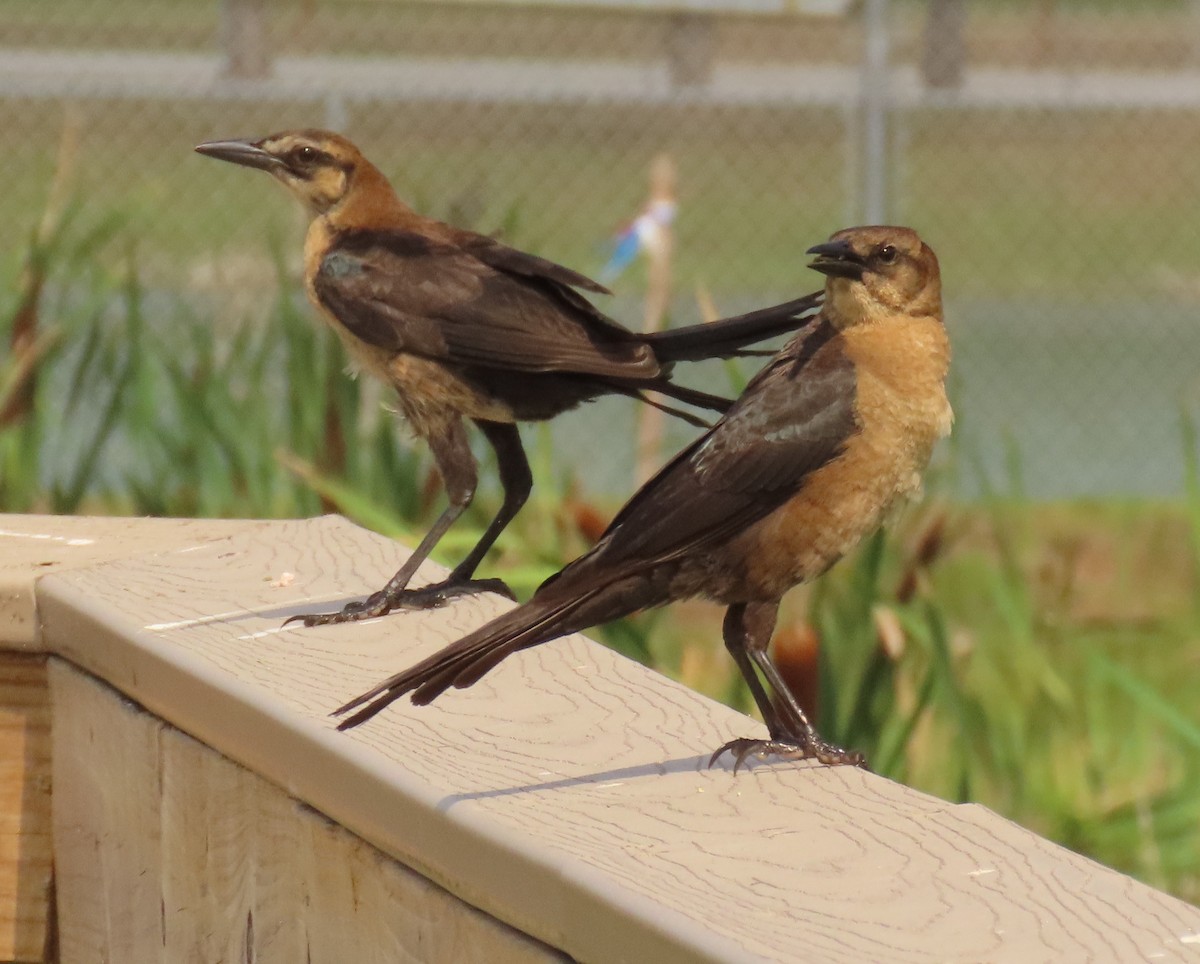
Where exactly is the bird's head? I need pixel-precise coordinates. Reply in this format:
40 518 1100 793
195 129 385 216
807 226 941 328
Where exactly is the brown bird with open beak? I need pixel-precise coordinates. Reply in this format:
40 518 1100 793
195 129 822 625
333 225 952 769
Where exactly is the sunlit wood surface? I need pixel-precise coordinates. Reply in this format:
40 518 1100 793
3 513 1198 961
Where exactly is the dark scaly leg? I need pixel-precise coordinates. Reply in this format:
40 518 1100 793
388 419 531 609
290 418 520 627
710 601 865 770
443 420 532 585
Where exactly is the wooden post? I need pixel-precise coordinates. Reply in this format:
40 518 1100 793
664 12 714 89
921 0 967 89
220 0 272 80
634 153 676 486
0 655 52 963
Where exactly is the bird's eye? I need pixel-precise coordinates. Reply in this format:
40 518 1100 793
293 145 318 164
877 244 898 264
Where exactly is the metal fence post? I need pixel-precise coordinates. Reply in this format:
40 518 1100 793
220 0 272 80
860 0 890 225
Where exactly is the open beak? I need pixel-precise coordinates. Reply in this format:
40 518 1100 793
194 138 283 173
806 239 867 281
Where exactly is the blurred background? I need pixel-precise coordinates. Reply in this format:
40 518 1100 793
3 0 1199 902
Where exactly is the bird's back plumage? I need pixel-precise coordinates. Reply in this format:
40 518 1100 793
314 227 660 380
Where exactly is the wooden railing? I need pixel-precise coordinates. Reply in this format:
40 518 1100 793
2 513 1199 962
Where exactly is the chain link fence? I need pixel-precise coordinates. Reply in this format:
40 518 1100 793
5 0 1200 500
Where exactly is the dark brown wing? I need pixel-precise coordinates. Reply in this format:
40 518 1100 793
572 320 857 570
456 231 609 295
314 229 658 379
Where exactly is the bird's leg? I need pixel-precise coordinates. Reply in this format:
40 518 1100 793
718 603 791 737
388 420 532 610
710 602 866 770
289 418 506 627
443 420 531 586
745 644 866 769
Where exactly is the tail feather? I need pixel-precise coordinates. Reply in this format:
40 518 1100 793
334 566 669 729
609 380 731 419
334 593 582 729
439 643 521 695
643 291 822 363
646 379 734 415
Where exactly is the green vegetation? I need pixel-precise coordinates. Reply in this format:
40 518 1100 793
2 167 1198 906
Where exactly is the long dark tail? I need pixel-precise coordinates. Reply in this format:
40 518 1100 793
334 599 575 729
334 572 656 730
614 379 734 419
642 291 822 364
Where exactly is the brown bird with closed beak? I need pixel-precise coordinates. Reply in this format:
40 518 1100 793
333 225 952 769
195 129 822 625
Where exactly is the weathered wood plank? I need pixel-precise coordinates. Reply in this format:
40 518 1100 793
0 513 282 651
35 515 1200 963
0 653 51 963
2 513 303 963
161 726 254 964
51 661 164 962
50 660 568 963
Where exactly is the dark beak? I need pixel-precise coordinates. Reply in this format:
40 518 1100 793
195 138 283 173
806 239 866 281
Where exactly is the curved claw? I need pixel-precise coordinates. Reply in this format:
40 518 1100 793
709 737 772 774
709 736 867 773
282 576 517 629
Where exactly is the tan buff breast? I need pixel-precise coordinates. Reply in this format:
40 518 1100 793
303 218 396 380
384 354 515 432
729 315 951 601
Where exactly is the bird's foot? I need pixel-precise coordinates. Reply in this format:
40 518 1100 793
285 576 515 628
708 736 867 773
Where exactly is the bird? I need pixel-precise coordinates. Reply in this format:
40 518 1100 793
332 225 953 770
194 129 823 626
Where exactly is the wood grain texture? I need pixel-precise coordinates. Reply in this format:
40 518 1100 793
0 654 51 963
50 660 568 964
32 514 1200 963
0 513 282 651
